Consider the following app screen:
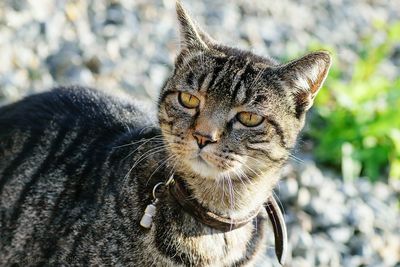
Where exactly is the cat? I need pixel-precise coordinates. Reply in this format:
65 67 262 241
0 2 331 266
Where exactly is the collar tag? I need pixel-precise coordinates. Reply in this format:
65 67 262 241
140 175 174 229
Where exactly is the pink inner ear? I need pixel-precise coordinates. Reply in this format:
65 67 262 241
294 89 312 115
307 65 329 97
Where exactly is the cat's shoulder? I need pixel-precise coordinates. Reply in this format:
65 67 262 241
0 86 156 132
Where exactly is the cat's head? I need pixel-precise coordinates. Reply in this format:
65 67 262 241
158 2 331 181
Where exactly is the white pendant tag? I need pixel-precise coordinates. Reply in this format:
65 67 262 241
140 203 157 229
140 176 174 229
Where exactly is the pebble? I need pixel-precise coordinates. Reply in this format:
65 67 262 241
278 177 298 202
275 161 400 267
327 226 353 244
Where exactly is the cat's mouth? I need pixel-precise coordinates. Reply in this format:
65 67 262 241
187 153 234 179
191 154 214 169
196 155 209 166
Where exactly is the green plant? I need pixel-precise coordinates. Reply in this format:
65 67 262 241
309 22 400 182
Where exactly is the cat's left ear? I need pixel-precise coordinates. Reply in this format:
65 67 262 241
175 1 214 52
278 51 331 113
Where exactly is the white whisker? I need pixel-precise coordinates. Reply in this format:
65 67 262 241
146 154 177 185
289 154 304 164
114 136 163 153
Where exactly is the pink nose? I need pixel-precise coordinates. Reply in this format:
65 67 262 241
192 132 217 149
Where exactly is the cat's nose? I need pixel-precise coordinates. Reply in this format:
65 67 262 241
192 132 217 149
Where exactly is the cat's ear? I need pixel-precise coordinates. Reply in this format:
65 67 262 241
175 1 212 52
278 51 331 113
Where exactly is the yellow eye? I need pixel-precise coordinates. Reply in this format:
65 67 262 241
178 92 200 109
237 112 264 127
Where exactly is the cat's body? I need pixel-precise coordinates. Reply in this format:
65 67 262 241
0 87 266 266
0 2 331 266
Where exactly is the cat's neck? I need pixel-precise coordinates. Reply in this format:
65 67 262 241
118 133 281 221
176 167 282 220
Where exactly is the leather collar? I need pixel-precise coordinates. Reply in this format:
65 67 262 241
167 177 287 265
168 177 261 232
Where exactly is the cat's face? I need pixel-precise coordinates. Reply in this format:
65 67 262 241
158 3 331 180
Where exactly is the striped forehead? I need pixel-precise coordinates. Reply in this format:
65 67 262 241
186 55 267 105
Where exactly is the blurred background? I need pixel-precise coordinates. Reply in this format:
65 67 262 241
0 0 399 266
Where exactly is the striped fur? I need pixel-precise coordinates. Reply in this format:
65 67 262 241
0 2 330 266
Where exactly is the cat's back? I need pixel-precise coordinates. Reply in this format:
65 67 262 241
0 86 156 264
0 86 154 134
0 86 154 185
0 86 155 161
0 85 156 198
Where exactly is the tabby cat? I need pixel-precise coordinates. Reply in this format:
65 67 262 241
0 2 331 266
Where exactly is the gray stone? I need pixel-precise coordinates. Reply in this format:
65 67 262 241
347 201 375 234
328 227 353 244
297 187 311 207
278 178 298 202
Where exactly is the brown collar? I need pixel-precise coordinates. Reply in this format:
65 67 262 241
168 177 287 265
168 177 261 232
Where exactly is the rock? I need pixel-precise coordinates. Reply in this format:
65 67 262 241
106 3 124 25
372 181 393 201
299 162 325 188
347 200 375 234
379 235 400 266
339 182 358 198
328 227 353 244
278 178 298 202
291 257 312 267
290 228 313 257
297 187 311 207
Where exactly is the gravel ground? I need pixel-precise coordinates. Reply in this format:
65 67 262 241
262 161 400 267
0 0 399 266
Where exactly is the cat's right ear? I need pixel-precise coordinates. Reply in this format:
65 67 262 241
278 51 331 115
175 1 211 53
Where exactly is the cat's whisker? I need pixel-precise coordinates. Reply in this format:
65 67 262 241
146 154 177 185
221 176 226 206
240 169 254 185
129 145 168 169
234 157 263 181
168 155 180 178
135 124 156 135
131 143 168 162
235 169 247 186
243 166 263 185
121 138 166 162
122 145 169 186
112 135 164 149
124 123 132 134
226 173 235 210
243 164 262 179
244 154 266 165
237 167 256 186
288 153 304 164
232 168 252 197
226 173 237 230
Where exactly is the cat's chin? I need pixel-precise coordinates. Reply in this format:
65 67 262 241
186 156 234 180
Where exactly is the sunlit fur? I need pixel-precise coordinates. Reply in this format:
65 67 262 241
157 2 331 221
160 54 292 182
